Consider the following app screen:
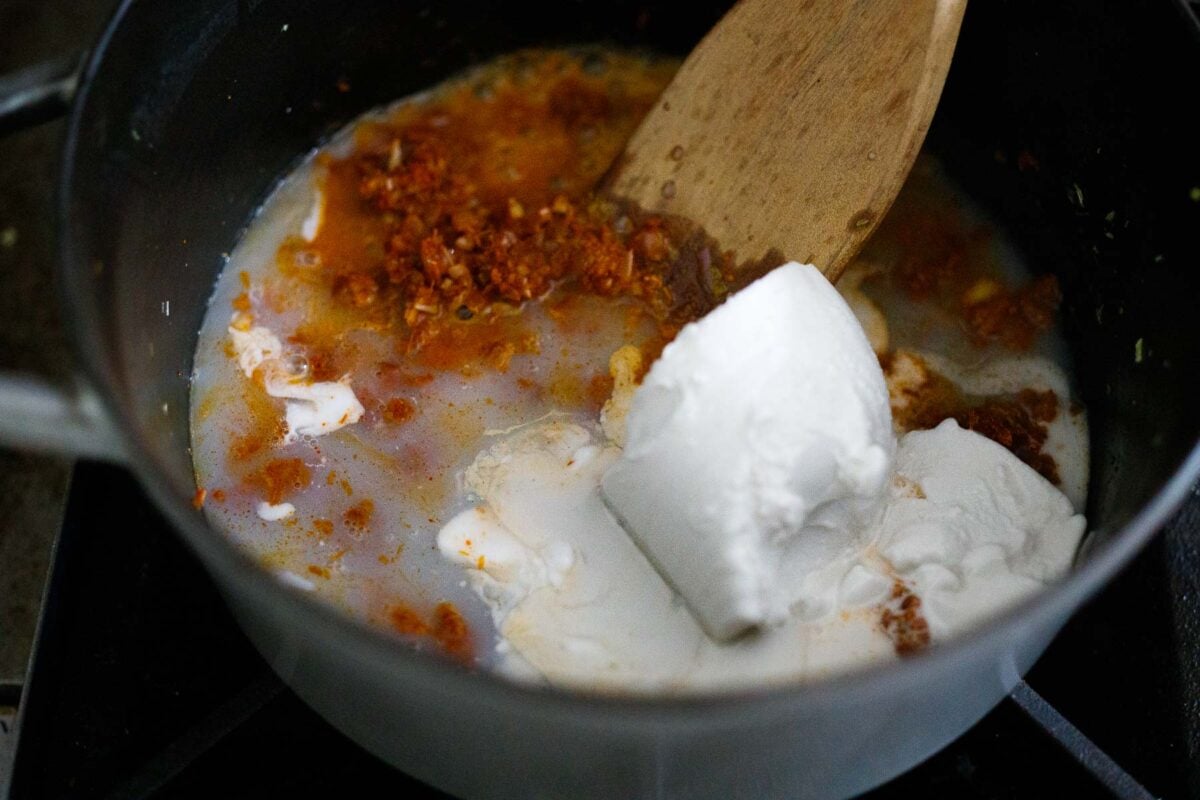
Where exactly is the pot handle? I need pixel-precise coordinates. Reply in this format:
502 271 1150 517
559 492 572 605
0 55 126 463
0 376 125 461
0 54 82 138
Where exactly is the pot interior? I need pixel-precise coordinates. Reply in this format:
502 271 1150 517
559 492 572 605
63 0 1200 666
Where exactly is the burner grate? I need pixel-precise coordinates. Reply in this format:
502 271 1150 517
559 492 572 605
1010 681 1156 800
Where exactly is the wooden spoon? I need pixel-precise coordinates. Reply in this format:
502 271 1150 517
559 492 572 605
609 0 967 283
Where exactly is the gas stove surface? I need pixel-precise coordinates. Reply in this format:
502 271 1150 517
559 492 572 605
5 462 1198 798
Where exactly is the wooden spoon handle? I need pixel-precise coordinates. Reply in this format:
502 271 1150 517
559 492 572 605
609 0 967 283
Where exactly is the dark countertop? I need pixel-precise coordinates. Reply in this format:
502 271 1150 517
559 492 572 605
0 0 118 687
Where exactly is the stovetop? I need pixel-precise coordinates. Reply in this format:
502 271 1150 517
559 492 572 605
3 0 1200 793
4 461 1198 798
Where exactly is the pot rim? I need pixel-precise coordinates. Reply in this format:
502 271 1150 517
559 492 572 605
55 0 1200 724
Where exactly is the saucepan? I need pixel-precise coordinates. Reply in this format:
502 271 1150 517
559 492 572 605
2 0 1198 796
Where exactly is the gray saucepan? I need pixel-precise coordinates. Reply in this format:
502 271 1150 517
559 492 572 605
1 0 1198 797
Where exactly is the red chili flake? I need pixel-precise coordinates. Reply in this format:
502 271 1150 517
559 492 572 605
879 581 931 656
250 458 312 505
231 291 252 312
343 499 375 532
432 602 473 662
383 397 416 424
388 604 429 636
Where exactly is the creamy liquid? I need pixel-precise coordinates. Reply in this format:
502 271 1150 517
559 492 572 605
190 159 657 654
189 51 1089 686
